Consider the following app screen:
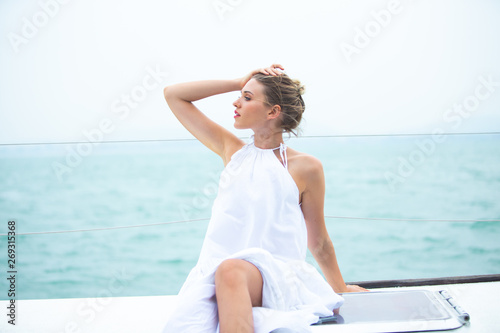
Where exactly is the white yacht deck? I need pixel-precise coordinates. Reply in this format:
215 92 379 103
1 281 498 332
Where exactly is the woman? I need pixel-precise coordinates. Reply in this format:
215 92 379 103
162 64 366 333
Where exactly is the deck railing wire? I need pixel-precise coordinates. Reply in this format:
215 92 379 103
1 131 499 236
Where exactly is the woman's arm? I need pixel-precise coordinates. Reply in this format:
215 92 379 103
163 79 244 164
300 156 368 293
163 65 284 164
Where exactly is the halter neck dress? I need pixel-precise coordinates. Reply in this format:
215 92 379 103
163 141 344 333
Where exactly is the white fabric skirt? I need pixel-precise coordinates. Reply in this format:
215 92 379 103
162 248 344 333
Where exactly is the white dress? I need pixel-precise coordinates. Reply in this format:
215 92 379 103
163 142 344 333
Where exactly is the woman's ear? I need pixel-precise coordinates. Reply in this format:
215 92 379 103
267 105 281 120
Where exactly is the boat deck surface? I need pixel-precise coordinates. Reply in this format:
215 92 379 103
1 281 498 332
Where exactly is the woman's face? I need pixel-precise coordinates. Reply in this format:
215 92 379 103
233 79 272 130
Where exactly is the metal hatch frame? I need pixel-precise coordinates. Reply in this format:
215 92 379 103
314 289 469 332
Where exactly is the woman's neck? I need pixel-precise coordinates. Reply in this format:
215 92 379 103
252 129 284 149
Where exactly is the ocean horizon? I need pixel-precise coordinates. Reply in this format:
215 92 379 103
0 134 499 300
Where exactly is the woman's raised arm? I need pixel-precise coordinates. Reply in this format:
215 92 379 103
163 65 284 164
163 79 243 164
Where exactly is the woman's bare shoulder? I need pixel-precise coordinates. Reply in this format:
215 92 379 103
287 148 323 173
287 148 324 194
223 139 246 166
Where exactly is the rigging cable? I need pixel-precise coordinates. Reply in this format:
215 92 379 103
2 216 499 237
1 131 498 236
1 131 500 147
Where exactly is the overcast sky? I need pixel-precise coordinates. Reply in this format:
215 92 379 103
1 0 499 145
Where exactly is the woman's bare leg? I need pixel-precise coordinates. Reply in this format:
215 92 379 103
215 259 263 333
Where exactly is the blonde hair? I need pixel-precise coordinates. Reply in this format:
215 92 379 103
252 73 305 135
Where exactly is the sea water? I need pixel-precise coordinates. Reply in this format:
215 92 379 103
0 135 499 300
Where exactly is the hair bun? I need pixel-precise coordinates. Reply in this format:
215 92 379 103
252 72 305 136
293 79 305 95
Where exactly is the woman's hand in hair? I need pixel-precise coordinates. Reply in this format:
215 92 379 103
238 64 285 88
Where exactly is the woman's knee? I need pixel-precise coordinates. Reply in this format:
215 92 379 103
215 259 248 288
215 259 263 306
